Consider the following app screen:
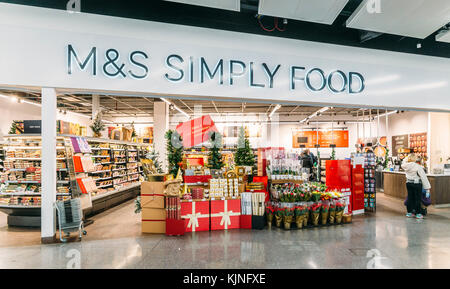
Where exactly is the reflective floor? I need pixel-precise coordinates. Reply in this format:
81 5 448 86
0 194 449 269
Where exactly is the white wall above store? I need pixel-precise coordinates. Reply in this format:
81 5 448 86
164 0 240 11
346 0 450 39
258 0 349 25
1 4 450 112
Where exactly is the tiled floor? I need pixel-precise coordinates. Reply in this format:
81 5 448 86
0 194 449 269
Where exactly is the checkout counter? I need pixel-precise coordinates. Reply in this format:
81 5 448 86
383 170 450 206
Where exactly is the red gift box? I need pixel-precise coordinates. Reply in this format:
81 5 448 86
181 200 210 232
240 215 252 229
166 219 185 236
210 199 241 230
183 175 212 184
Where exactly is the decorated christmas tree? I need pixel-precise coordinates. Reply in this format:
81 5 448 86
165 130 184 177
131 121 137 138
207 131 224 170
235 127 255 167
146 149 164 173
90 112 105 137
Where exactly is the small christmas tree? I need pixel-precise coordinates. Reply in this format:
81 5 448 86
146 149 163 173
131 121 137 138
165 130 184 177
90 112 105 137
331 147 336 160
235 127 255 167
207 131 224 170
8 121 18 135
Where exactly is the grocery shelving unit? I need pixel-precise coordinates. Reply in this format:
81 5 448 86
0 134 151 226
84 137 150 215
0 135 72 226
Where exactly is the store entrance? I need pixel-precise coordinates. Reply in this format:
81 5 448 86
0 88 449 243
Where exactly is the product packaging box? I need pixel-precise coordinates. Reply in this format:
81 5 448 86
251 215 265 230
210 199 241 231
166 219 185 236
141 181 166 209
142 208 166 234
240 215 252 229
181 200 210 232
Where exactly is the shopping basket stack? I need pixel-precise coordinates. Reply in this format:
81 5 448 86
55 198 87 242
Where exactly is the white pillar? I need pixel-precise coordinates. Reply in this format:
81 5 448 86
41 87 57 243
92 95 100 119
154 101 169 172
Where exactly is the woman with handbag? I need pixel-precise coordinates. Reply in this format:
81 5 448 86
401 154 431 219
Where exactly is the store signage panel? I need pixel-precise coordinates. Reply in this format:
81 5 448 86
176 115 218 147
0 4 450 111
293 130 349 148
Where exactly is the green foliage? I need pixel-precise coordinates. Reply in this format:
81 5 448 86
235 127 255 167
8 121 18 135
90 112 105 135
131 121 137 138
146 149 164 173
165 130 184 177
134 196 142 214
384 148 390 169
331 147 336 160
207 131 224 170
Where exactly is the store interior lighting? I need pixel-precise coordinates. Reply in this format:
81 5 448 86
160 97 190 118
300 106 331 123
269 104 281 118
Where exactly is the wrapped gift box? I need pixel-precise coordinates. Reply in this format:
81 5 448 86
183 175 212 184
181 200 210 232
210 199 241 231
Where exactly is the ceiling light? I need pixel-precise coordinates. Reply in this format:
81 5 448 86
269 104 281 118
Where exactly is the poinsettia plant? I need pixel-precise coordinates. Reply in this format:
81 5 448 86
309 202 322 213
283 207 295 217
335 201 346 211
294 205 308 216
266 205 275 215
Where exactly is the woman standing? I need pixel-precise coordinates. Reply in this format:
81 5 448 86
401 154 431 219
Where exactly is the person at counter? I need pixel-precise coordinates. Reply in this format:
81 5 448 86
402 154 431 219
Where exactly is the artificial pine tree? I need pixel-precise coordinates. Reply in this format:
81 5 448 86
146 149 163 173
8 121 18 135
235 127 255 167
131 121 137 138
207 131 224 170
331 147 336 160
165 130 184 177
90 112 105 137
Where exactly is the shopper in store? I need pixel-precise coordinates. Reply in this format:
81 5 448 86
402 153 431 219
301 149 316 181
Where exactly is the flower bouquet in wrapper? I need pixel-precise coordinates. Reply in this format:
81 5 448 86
320 200 330 225
328 199 336 224
275 208 284 227
303 202 311 227
266 205 275 229
335 199 346 224
309 202 322 226
283 207 295 230
294 204 308 229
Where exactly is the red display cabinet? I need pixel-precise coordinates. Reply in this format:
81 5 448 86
325 160 365 215
351 164 365 215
